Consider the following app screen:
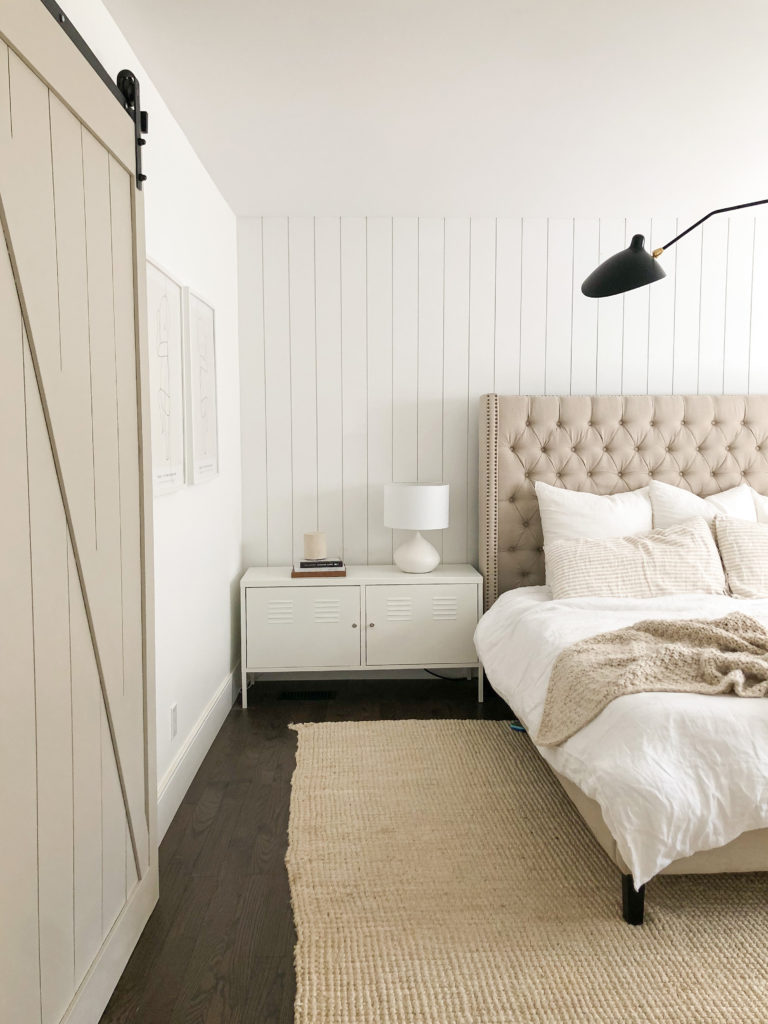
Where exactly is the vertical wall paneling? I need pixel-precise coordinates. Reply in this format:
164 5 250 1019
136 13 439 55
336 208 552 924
391 218 419 552
237 218 268 566
366 217 393 563
621 218 652 393
314 217 344 558
646 218 677 394
240 213 768 569
544 219 573 394
697 217 730 393
24 340 74 1024
672 223 703 393
466 218 497 562
416 218 445 495
262 218 293 564
288 217 318 557
519 218 548 393
595 219 625 393
442 218 471 564
749 218 768 393
340 217 368 563
570 219 600 394
493 218 522 396
722 218 754 393
0 218 41 1024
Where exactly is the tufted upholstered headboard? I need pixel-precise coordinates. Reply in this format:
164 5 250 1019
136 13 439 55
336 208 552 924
479 394 768 610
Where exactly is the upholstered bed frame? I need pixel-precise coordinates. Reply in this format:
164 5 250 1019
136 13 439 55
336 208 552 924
478 394 768 922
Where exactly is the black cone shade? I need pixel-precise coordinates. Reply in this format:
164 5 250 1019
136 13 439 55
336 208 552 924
581 234 666 297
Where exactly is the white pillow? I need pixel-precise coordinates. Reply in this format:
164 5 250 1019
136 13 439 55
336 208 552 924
715 517 768 599
751 488 768 523
534 480 652 548
649 480 756 530
546 517 727 600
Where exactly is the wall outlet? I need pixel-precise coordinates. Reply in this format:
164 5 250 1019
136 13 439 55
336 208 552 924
170 703 178 739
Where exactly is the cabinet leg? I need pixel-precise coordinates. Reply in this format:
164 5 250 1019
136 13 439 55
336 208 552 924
477 665 484 703
241 667 248 710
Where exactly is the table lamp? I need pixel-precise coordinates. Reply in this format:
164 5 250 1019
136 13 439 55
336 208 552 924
384 483 450 573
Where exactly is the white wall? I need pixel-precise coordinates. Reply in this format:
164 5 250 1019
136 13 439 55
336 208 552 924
64 0 242 830
239 213 768 568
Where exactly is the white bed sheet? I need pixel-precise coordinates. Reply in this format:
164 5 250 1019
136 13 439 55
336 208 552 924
474 587 768 886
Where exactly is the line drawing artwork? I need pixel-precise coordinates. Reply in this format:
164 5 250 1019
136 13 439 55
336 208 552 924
147 261 185 493
185 291 219 483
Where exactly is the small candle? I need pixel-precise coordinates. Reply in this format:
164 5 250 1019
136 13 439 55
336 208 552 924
304 531 327 560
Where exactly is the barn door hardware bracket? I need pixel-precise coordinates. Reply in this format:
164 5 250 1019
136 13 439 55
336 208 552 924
116 71 149 189
40 2 148 189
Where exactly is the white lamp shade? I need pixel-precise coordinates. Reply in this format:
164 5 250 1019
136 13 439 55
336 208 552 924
383 483 449 531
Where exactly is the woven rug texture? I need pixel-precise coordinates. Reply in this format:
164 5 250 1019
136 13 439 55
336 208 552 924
287 719 768 1024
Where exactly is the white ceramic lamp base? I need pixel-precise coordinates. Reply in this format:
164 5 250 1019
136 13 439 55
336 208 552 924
393 531 440 573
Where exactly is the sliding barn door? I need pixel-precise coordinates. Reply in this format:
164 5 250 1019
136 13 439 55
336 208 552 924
0 3 157 1023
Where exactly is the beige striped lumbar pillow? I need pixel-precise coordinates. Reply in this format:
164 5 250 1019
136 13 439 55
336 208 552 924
546 516 727 600
715 516 768 598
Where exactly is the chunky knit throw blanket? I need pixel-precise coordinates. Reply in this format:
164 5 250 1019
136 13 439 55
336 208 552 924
537 612 768 747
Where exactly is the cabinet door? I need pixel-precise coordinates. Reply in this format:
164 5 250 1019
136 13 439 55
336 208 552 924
364 584 478 666
246 586 361 668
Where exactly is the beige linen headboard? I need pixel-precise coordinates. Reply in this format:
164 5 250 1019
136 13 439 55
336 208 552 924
479 394 768 610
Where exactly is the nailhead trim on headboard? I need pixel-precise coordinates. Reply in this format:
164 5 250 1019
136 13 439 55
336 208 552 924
479 394 768 610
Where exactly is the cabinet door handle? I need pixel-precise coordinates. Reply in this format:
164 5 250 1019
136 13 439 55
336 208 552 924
351 622 358 628
369 622 375 628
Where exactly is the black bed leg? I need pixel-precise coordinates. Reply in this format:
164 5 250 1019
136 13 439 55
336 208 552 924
622 874 645 925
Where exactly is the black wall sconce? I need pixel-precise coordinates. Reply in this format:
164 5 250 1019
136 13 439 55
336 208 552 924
581 198 768 298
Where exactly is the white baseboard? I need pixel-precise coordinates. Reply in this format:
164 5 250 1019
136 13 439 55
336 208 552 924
157 664 239 840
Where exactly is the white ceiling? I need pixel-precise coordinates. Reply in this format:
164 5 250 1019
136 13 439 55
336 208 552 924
103 0 768 218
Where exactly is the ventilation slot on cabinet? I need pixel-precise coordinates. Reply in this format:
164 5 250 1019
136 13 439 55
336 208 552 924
266 599 294 624
432 595 458 620
386 597 413 621
314 598 341 623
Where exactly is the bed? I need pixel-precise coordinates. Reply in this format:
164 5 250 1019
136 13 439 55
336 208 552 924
475 393 768 923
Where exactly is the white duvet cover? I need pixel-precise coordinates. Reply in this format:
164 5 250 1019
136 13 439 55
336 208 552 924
474 588 768 886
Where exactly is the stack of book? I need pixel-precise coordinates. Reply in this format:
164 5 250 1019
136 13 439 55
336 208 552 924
291 558 346 578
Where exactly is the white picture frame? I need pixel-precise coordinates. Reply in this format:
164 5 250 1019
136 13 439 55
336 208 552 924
146 260 185 495
183 289 219 484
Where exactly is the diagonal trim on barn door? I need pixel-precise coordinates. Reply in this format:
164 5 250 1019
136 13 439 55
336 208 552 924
0 193 143 881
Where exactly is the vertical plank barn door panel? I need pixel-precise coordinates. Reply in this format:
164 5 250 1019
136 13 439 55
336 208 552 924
23 341 75 1024
0 178 42 1024
0 3 157 1022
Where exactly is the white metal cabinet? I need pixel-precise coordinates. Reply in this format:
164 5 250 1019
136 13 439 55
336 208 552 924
364 584 478 666
240 565 484 707
246 585 361 669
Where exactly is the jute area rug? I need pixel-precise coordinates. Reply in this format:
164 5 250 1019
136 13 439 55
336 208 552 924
287 719 768 1024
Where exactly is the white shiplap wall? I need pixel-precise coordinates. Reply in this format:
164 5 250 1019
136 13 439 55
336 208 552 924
239 215 768 568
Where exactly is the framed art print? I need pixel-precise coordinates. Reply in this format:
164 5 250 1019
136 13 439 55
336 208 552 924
146 260 185 494
183 290 219 483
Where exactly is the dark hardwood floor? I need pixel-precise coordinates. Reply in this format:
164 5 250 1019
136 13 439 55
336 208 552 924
100 676 509 1023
